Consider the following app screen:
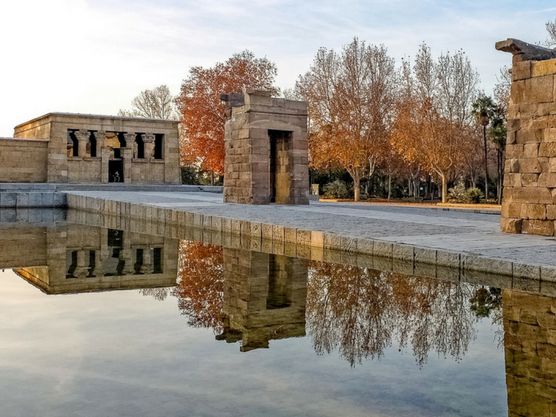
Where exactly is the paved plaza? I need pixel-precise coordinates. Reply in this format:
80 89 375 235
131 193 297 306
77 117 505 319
66 190 556 269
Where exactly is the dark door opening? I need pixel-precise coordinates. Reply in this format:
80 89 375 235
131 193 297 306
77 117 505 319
109 160 124 183
268 130 292 203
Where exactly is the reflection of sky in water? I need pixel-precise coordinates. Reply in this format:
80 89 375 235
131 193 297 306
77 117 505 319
0 269 507 417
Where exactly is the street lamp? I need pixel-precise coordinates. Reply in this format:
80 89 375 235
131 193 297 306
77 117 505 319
479 109 490 201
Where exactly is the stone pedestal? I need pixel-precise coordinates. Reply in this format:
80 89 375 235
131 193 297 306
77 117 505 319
222 89 310 205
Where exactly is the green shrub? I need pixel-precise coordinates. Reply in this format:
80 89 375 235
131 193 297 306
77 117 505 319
323 180 351 199
448 184 484 203
466 187 484 204
181 166 201 185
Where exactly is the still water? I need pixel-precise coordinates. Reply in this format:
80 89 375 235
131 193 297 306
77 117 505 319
0 209 542 416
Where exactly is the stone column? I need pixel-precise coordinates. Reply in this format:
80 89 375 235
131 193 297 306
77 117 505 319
121 147 133 183
75 130 90 158
101 147 110 183
76 250 87 279
91 249 103 277
144 247 153 274
94 131 106 157
142 133 155 161
124 133 136 150
45 225 68 290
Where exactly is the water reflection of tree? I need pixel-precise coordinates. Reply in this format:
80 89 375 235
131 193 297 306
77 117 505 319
172 241 224 332
470 286 503 347
307 261 478 367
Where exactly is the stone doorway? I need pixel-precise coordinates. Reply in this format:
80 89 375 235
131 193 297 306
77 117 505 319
108 160 123 183
269 130 292 204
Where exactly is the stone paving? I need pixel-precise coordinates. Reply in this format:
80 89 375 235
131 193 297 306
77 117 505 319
65 191 556 274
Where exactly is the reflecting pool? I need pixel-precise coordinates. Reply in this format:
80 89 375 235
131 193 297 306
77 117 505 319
0 209 548 416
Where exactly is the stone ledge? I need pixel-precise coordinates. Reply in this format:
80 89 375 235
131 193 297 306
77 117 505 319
65 194 556 292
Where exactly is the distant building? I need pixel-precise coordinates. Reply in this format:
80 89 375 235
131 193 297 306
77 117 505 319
0 113 180 184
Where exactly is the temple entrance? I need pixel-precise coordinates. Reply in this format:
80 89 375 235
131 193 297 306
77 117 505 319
108 160 123 183
269 130 292 204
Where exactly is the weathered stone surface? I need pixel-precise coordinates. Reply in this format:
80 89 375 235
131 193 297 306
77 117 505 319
223 90 309 205
496 38 556 62
500 42 556 236
521 203 547 220
501 218 523 234
521 173 539 187
7 113 180 184
523 219 554 236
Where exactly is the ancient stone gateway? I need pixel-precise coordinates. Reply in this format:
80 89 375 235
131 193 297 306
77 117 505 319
222 89 309 205
497 39 556 236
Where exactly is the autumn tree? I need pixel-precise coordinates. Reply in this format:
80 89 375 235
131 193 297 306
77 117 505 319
176 51 278 176
297 38 397 201
118 85 176 119
306 260 478 367
172 241 224 332
391 44 480 202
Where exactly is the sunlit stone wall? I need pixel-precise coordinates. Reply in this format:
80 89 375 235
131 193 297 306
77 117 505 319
9 113 180 184
501 56 556 236
504 289 556 416
0 138 48 182
223 90 310 205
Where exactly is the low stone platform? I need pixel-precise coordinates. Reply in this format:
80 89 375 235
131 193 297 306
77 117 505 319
63 190 556 285
0 184 222 208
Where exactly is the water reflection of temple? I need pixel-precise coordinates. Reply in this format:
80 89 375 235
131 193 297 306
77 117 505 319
216 249 308 351
503 289 556 417
1 222 177 294
5 211 556 416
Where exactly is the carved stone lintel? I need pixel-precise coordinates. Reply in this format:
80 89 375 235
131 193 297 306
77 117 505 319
496 38 556 61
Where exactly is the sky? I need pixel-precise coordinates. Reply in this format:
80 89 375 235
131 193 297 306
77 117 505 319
0 0 554 136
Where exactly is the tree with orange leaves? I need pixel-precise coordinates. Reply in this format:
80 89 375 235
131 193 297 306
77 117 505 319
176 51 278 177
391 44 479 203
297 38 397 202
172 240 224 332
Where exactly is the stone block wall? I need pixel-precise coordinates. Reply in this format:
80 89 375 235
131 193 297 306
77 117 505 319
499 44 556 235
223 90 310 205
0 138 48 182
12 113 180 184
503 289 556 416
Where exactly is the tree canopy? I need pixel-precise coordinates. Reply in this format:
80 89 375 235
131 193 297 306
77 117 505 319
176 51 278 175
118 85 176 119
296 38 397 201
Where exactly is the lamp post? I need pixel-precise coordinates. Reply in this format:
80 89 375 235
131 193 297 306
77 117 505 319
479 109 490 201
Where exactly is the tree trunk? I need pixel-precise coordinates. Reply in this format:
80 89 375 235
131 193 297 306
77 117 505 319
483 125 489 200
354 176 360 202
441 173 447 203
211 171 215 186
414 178 419 200
388 174 392 201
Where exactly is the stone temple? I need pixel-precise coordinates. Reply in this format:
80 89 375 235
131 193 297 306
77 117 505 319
0 113 180 184
222 89 310 205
